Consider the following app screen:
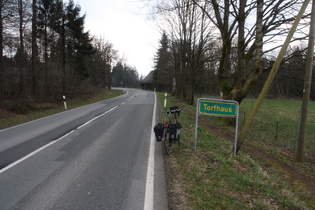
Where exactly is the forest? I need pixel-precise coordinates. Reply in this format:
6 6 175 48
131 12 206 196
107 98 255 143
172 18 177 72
151 0 315 105
0 0 140 104
1 0 315 107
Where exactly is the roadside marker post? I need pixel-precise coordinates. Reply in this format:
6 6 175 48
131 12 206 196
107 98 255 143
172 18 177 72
194 98 239 156
164 93 167 107
63 95 67 110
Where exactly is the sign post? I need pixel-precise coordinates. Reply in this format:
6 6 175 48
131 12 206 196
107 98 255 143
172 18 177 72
194 98 239 155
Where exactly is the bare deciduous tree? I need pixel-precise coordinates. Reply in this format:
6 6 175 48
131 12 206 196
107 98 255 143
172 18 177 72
154 0 214 105
193 0 310 104
92 36 118 89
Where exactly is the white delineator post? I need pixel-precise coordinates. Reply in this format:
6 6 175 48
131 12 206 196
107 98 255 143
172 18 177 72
63 95 67 110
164 93 167 107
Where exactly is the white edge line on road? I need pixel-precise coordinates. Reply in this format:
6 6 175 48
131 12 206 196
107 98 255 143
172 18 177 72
0 130 75 174
144 92 156 210
0 105 119 174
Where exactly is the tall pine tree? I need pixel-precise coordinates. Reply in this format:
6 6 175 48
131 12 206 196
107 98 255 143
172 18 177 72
153 32 173 92
65 0 93 79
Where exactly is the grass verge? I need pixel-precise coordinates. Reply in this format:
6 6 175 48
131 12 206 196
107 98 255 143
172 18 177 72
157 93 314 209
239 98 315 156
0 89 124 129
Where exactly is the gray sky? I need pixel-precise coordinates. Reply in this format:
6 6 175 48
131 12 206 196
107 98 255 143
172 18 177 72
75 0 160 77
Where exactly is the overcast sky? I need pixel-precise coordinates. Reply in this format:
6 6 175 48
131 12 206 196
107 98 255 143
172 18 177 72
74 0 160 77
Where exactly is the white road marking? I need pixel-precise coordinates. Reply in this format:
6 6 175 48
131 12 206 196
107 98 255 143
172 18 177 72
144 92 156 210
76 106 118 130
0 130 75 174
0 105 119 174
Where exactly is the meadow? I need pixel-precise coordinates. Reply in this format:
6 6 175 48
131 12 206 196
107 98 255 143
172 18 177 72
157 93 315 209
240 98 315 157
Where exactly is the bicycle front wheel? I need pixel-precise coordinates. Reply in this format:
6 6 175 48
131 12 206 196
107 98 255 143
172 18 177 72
163 129 172 155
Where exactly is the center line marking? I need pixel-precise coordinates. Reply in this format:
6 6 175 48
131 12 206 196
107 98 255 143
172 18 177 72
0 105 119 174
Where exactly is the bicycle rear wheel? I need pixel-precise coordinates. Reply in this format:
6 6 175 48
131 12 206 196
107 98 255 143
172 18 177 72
163 129 172 154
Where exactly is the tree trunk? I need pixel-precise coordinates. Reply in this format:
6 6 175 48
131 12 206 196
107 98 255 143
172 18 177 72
18 0 25 99
0 0 3 66
213 0 233 100
233 0 246 100
233 0 264 105
0 0 3 101
31 0 38 96
44 12 48 96
218 37 232 99
61 16 66 95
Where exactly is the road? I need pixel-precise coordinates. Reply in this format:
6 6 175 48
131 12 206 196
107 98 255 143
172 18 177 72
0 89 167 209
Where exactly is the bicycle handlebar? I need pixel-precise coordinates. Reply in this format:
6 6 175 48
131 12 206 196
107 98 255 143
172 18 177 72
163 107 185 115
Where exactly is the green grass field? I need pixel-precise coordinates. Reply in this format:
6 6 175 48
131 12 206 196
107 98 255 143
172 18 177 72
158 93 315 209
240 98 315 156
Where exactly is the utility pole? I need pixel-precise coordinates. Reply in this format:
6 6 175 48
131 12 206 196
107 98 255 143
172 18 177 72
296 0 315 162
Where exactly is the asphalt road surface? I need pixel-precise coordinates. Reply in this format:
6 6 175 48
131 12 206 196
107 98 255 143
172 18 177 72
0 89 168 210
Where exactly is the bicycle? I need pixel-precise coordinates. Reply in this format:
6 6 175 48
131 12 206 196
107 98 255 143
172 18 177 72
154 106 184 155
